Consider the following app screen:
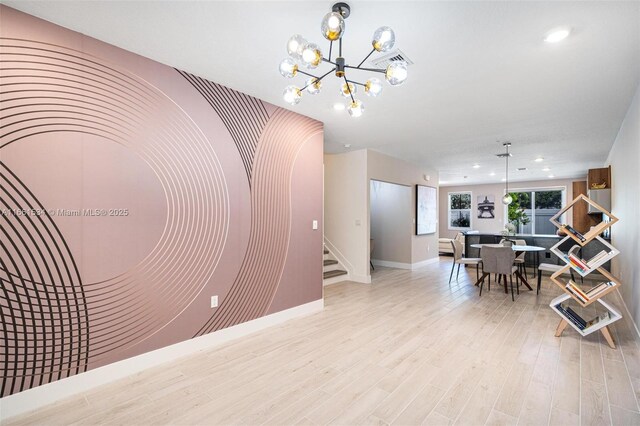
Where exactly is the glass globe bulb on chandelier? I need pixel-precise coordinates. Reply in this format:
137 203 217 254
278 2 408 117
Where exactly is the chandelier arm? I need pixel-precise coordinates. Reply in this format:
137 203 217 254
346 79 366 87
322 57 337 65
345 65 386 74
299 67 336 92
317 67 337 81
343 75 355 103
328 41 333 62
356 48 376 68
297 69 319 78
339 38 343 57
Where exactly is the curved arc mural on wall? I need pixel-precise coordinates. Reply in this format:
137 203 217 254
0 4 322 398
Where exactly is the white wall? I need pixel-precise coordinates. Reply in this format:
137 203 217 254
324 149 439 281
438 178 581 239
370 180 412 265
324 150 369 281
606 84 640 333
367 150 439 265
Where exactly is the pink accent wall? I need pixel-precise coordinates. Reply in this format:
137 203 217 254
0 5 323 396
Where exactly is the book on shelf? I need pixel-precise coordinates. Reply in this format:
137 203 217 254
565 284 587 304
566 280 589 302
568 253 589 270
585 281 615 299
566 306 587 328
555 303 608 331
586 250 610 267
555 303 586 330
562 224 586 242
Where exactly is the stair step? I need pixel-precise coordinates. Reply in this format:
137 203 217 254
323 259 338 266
324 249 329 254
323 269 347 279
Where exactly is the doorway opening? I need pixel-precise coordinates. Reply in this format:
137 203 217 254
369 180 412 273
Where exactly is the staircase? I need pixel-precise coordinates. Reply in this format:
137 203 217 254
323 247 348 286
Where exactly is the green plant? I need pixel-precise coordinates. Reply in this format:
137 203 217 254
508 192 531 229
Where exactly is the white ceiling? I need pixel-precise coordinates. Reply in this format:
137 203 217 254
5 1 639 186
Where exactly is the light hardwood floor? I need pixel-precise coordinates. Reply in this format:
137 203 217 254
5 258 640 425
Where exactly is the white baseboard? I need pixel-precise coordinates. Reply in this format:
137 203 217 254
372 257 439 270
372 259 412 269
615 288 640 340
410 257 440 270
0 299 324 421
350 274 372 284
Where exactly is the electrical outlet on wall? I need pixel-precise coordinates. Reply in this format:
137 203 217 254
211 295 218 308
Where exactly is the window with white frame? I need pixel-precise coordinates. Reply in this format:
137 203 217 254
505 188 565 235
448 192 472 230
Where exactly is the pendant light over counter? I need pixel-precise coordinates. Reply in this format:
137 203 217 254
497 142 513 205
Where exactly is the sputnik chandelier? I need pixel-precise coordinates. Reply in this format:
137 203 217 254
279 2 408 117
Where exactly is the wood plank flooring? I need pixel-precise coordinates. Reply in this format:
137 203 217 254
5 258 640 425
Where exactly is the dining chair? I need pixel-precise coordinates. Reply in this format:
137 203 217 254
478 246 518 301
449 240 482 284
513 239 528 277
499 239 527 280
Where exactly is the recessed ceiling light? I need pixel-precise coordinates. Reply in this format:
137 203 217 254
473 164 480 169
333 103 345 111
548 174 555 178
501 178 506 182
545 28 571 43
542 167 551 172
344 144 351 148
489 172 496 176
534 157 544 162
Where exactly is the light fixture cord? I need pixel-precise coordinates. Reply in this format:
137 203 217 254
505 144 509 195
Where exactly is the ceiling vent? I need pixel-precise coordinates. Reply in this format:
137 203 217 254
369 49 414 68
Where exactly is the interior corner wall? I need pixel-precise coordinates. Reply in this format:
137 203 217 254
324 149 439 280
366 150 439 266
606 84 640 334
0 5 324 400
323 150 369 280
438 178 581 239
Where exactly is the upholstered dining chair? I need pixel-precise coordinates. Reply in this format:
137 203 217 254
478 246 518 301
499 238 527 279
449 240 482 284
513 239 528 276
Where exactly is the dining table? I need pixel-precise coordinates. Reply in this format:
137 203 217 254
470 243 546 292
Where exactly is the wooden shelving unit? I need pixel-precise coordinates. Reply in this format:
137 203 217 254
548 194 622 348
550 293 622 348
550 236 619 278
